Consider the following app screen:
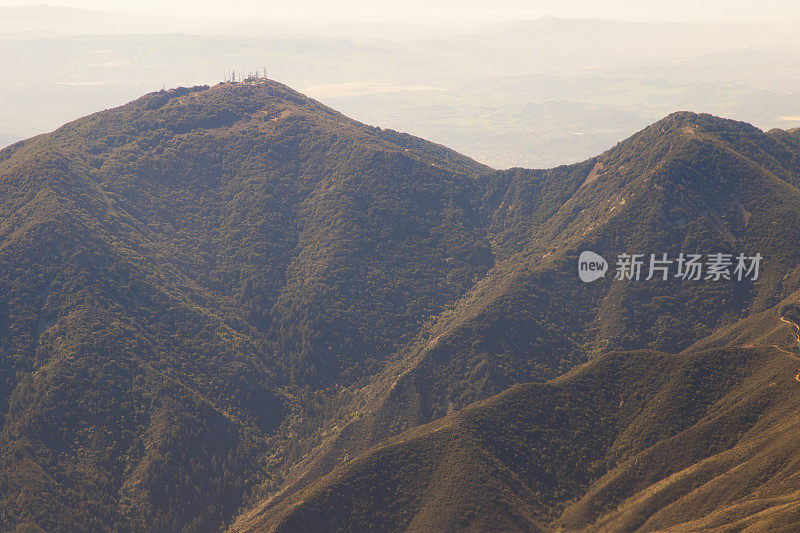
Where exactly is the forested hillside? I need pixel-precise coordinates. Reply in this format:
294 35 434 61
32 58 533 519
240 344 800 532
0 81 494 530
2 81 800 531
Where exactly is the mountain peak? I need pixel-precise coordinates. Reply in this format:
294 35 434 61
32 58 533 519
41 79 343 148
133 78 306 108
21 79 487 180
588 109 770 192
649 110 762 138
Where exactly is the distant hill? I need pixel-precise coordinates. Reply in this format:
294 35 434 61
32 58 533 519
3 81 800 531
0 5 196 35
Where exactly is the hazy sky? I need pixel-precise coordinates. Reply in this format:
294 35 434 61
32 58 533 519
2 0 800 24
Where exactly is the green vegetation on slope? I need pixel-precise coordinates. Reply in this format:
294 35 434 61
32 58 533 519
238 343 800 532
3 81 800 531
0 81 493 530
258 112 800 512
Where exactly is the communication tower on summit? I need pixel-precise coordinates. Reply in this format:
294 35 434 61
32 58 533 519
223 67 269 84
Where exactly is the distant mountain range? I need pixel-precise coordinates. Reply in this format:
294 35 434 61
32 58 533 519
2 81 800 531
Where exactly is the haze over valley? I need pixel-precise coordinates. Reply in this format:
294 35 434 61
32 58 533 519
4 5 800 167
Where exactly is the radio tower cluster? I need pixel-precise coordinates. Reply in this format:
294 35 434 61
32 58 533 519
224 67 269 84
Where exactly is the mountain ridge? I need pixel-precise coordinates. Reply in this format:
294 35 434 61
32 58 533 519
229 103 800 529
235 343 800 532
2 81 800 531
